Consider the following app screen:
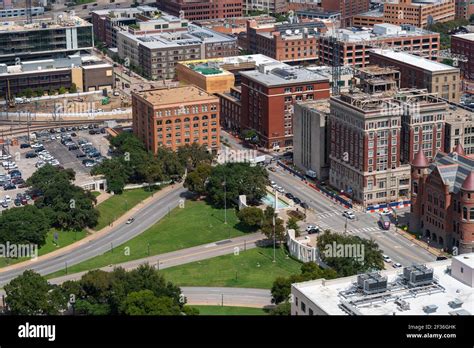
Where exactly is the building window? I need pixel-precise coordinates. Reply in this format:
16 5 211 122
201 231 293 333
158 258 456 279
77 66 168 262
463 207 468 220
301 302 306 313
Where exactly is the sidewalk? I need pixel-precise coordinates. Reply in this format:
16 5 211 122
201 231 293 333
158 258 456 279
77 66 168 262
0 183 183 274
394 226 445 257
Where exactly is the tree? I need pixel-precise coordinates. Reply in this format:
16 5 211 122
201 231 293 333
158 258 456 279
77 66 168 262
58 86 67 95
24 88 33 98
35 88 44 97
206 163 268 207
177 143 213 170
286 217 300 236
260 206 286 243
5 270 68 315
119 290 181 315
0 205 50 247
236 206 264 228
269 302 291 315
28 165 99 230
184 163 212 196
69 83 77 93
316 230 384 277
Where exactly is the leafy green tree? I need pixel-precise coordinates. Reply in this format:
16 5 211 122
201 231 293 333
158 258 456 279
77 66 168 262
184 163 212 196
5 270 68 315
269 302 291 315
286 217 300 236
206 163 268 207
28 165 99 230
316 230 384 277
69 83 77 93
119 290 181 315
58 86 67 94
23 88 33 98
260 206 286 243
177 143 213 170
35 88 44 97
0 205 50 247
236 206 264 228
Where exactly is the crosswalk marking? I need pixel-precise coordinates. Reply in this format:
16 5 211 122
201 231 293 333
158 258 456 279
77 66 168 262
349 227 380 233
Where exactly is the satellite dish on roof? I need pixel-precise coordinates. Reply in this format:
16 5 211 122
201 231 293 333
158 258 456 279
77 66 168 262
285 29 291 35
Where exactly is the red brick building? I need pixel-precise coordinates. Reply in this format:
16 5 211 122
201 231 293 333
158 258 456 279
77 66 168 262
320 0 369 26
240 65 330 150
410 146 474 254
451 33 474 83
158 0 242 21
132 86 220 153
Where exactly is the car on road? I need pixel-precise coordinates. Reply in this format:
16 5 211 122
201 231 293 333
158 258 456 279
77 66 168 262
383 254 392 263
306 225 317 232
300 202 309 209
342 211 356 220
293 197 301 205
126 217 135 224
276 186 285 194
380 208 391 215
392 262 402 268
285 192 294 200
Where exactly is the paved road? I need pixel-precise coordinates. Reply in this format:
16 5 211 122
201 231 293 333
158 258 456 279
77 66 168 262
47 232 265 284
220 130 436 266
181 287 272 308
0 186 188 287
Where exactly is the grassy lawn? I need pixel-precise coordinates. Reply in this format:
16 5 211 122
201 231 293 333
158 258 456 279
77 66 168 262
47 200 253 278
0 229 87 269
91 191 101 198
94 188 159 231
160 246 302 289
192 306 268 315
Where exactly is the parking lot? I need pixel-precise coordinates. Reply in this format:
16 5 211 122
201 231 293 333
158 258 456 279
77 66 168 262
0 124 112 211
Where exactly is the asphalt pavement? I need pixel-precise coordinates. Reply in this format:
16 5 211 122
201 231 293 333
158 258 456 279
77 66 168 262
0 186 188 287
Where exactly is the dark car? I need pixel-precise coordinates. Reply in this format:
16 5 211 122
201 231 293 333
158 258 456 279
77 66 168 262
293 197 301 205
89 130 97 135
25 151 37 158
60 127 66 132
82 159 94 165
100 128 106 134
300 202 309 209
88 151 100 158
14 198 21 207
12 178 24 185
88 124 94 129
93 124 99 129
20 197 28 205
34 146 45 153
20 143 30 149
68 145 79 151
76 153 87 158
285 192 294 200
307 228 320 234
9 170 21 177
71 132 77 137
49 128 56 133
4 183 16 190
436 256 448 261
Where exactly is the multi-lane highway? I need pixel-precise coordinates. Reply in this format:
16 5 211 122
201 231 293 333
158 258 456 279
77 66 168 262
0 186 187 287
220 130 436 266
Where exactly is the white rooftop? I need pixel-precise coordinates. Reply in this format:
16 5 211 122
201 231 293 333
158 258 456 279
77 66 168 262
452 33 474 41
292 256 474 316
371 49 459 72
241 65 328 86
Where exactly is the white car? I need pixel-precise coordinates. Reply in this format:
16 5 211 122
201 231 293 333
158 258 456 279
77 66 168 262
85 162 96 167
380 208 391 216
342 211 356 220
0 154 12 160
277 187 285 194
3 195 11 203
392 262 402 268
50 135 56 140
31 143 43 148
383 254 392 263
306 225 318 232
35 161 45 168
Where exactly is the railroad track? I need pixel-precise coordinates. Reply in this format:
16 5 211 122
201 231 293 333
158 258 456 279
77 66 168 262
0 119 130 137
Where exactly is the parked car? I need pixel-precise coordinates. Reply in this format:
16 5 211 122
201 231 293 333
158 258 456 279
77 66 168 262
342 211 356 220
68 145 79 151
383 254 392 263
14 198 21 206
292 197 301 205
300 202 309 209
392 262 402 268
10 170 21 178
3 183 16 190
1 200 8 208
3 195 11 203
76 153 87 158
20 143 30 149
25 151 37 158
285 192 294 200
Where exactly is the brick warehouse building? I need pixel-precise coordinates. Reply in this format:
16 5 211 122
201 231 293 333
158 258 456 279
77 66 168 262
132 86 220 153
320 0 370 27
158 0 242 21
240 64 330 150
410 147 474 254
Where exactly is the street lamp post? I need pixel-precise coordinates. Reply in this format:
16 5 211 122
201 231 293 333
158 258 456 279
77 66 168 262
273 188 278 263
223 173 227 225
